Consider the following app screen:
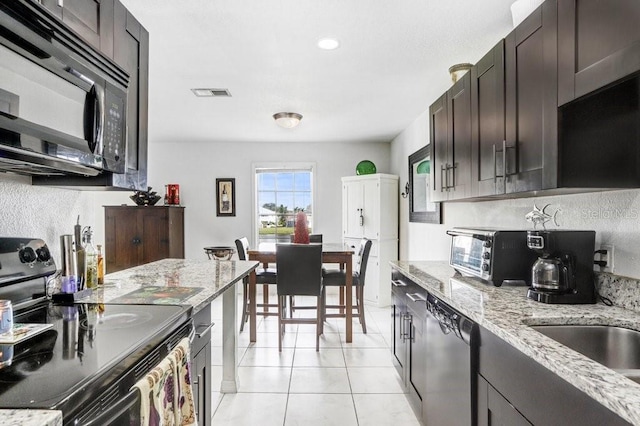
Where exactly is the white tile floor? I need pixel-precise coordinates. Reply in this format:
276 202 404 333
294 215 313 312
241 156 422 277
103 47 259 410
208 291 422 425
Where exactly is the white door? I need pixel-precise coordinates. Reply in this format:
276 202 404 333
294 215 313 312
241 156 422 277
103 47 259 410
362 179 379 239
343 180 364 238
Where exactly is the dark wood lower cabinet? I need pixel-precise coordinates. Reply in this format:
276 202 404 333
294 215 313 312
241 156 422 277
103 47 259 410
478 375 531 426
390 270 428 420
191 306 213 426
478 326 630 426
104 206 184 273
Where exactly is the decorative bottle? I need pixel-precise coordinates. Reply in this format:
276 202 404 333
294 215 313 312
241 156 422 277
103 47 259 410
97 244 104 285
83 227 98 289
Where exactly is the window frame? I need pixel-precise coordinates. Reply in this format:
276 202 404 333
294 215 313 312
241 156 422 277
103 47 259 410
251 162 316 246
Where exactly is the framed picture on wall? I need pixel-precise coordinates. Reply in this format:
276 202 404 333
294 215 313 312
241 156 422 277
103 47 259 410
216 178 236 217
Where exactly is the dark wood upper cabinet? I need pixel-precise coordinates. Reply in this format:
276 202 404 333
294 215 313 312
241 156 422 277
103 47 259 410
112 0 149 191
430 93 448 202
39 0 114 58
470 41 505 198
430 72 472 202
505 0 557 193
558 0 640 106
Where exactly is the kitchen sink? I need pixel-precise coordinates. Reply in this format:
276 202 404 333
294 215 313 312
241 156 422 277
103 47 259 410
530 324 640 383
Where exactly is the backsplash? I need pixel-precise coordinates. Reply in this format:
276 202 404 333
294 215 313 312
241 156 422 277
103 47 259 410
0 175 98 264
596 272 640 313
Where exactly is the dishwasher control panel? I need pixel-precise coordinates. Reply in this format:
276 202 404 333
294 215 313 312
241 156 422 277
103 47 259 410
426 293 476 344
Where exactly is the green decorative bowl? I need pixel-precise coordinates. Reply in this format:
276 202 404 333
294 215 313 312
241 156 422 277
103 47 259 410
356 160 377 175
416 160 431 174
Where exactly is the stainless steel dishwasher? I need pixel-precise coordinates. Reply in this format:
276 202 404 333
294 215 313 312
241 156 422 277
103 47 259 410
423 293 478 425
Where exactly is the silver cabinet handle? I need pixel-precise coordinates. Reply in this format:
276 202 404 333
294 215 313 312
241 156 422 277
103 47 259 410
493 143 497 184
502 139 507 194
407 293 427 303
392 280 407 287
440 165 446 192
196 322 215 338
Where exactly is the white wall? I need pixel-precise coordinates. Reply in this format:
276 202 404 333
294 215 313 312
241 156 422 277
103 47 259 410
0 174 99 263
390 113 640 279
94 139 391 260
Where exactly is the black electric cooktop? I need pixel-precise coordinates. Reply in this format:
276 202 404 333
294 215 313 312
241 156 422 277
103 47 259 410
0 302 189 412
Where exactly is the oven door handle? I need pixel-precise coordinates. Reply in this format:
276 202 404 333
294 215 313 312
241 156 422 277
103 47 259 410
81 388 140 426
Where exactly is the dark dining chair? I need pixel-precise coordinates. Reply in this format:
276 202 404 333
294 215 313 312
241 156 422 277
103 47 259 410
322 238 372 333
287 234 322 316
235 237 278 331
289 233 323 243
276 243 324 351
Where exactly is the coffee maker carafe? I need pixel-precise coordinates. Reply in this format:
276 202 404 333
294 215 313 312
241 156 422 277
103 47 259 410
526 230 597 304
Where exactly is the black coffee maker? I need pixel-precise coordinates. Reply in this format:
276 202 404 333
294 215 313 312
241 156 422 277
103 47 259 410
526 230 597 304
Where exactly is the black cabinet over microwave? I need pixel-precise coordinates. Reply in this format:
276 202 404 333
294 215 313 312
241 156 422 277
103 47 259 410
0 1 128 177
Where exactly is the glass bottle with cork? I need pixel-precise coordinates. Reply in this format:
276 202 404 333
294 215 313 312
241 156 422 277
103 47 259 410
82 227 98 289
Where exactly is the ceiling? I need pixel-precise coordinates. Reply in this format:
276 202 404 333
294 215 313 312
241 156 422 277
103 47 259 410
120 0 518 145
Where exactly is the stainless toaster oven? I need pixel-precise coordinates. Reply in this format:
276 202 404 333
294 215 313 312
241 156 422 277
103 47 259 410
447 228 537 286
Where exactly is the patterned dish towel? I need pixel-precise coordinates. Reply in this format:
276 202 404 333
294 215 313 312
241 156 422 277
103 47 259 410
132 337 197 426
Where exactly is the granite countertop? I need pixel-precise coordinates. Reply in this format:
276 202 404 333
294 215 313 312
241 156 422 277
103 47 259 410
392 260 640 426
80 258 259 312
0 410 62 426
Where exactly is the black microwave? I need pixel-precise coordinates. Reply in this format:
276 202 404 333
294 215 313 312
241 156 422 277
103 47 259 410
447 228 538 286
0 1 128 176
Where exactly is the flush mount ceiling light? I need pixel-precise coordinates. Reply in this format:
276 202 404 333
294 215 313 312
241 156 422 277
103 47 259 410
317 37 340 50
448 63 473 84
273 112 303 128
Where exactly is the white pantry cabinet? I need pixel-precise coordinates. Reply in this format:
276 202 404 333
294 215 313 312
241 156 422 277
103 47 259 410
342 173 398 306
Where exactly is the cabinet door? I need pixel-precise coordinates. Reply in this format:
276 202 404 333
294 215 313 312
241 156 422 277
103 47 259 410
407 297 427 413
192 344 211 425
471 41 505 197
104 207 141 273
391 282 408 378
191 307 212 425
343 180 363 238
447 72 472 200
40 0 114 56
140 208 170 264
429 93 448 202
361 178 379 239
558 0 640 105
505 0 557 193
113 1 149 190
478 375 531 426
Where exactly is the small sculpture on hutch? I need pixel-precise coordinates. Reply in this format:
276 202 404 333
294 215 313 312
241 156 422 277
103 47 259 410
293 211 310 244
130 187 162 206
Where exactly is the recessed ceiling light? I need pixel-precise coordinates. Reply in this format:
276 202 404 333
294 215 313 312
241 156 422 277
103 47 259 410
191 88 231 97
317 37 340 50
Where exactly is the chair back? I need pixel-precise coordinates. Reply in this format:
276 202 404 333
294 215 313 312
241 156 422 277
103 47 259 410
309 234 323 243
355 239 373 285
276 244 322 296
235 237 249 261
289 233 322 243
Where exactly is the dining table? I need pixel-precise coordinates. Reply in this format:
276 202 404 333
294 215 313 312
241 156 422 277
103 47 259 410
247 242 356 343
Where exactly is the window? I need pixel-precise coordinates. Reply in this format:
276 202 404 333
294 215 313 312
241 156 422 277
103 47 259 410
254 165 314 245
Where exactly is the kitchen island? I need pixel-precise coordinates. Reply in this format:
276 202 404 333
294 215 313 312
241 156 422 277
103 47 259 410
91 258 258 394
0 258 257 425
393 261 640 425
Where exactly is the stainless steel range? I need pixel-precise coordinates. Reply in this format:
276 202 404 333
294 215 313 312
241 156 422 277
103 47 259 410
0 237 192 425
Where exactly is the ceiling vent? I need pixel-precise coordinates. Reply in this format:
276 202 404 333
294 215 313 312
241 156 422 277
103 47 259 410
191 88 231 97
